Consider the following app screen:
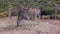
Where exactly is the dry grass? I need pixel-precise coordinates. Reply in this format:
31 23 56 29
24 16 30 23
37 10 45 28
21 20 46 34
0 17 60 34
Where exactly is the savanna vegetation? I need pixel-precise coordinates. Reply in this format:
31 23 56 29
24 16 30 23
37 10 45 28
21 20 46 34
0 0 60 19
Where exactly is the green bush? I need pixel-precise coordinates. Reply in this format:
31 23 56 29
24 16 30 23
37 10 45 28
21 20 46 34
50 14 55 19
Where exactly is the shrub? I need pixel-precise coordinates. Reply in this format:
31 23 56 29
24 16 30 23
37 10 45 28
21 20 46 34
0 13 6 18
50 14 55 19
56 14 60 20
3 11 8 16
42 15 49 19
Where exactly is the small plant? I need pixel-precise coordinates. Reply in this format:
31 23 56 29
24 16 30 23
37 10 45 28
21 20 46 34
42 15 49 19
3 11 8 16
0 13 6 18
56 14 60 20
50 14 55 19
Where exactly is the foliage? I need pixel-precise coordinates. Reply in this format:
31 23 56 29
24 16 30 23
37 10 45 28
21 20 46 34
56 14 60 20
0 13 6 18
50 14 55 19
0 0 60 18
0 0 60 11
42 15 49 19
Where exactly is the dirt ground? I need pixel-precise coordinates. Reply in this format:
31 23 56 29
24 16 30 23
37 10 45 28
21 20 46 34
0 17 60 34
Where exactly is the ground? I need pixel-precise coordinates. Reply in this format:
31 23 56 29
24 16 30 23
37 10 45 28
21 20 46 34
0 17 60 34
